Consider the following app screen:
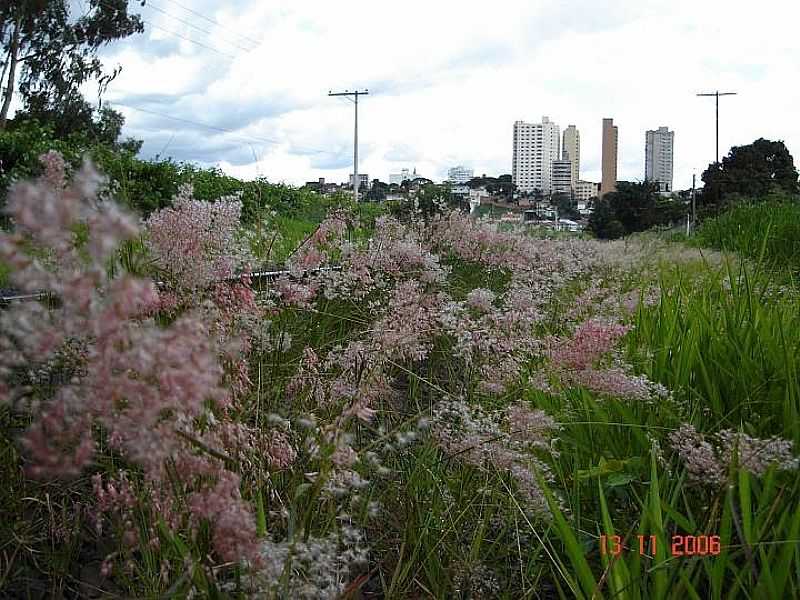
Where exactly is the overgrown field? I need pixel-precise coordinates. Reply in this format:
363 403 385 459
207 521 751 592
1 154 799 599
692 198 800 274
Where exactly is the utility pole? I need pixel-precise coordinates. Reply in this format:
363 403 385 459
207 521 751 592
696 90 737 163
691 173 696 230
328 89 369 202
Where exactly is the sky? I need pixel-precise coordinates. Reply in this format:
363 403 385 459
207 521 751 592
57 0 800 189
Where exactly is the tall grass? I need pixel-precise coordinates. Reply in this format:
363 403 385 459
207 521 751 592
3 191 800 598
693 200 800 273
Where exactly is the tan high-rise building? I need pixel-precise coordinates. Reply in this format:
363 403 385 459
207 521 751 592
600 118 618 198
562 125 580 186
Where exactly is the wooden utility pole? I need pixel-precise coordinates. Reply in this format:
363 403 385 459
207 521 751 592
328 89 369 202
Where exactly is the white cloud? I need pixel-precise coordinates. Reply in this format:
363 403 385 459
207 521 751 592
93 0 800 189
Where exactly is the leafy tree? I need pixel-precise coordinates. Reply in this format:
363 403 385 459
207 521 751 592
701 138 799 212
588 181 685 239
465 174 515 197
0 0 143 130
552 192 580 220
365 179 388 201
11 102 142 151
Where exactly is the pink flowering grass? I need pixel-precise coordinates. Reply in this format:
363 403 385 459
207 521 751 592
3 155 800 598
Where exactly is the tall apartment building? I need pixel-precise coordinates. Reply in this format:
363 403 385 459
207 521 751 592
512 117 561 194
552 160 573 195
562 125 580 186
600 118 618 198
447 165 474 184
645 126 675 192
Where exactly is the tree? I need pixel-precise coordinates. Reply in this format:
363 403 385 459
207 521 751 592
701 138 799 211
11 100 142 151
365 179 388 201
588 181 684 239
0 0 143 130
552 192 580 220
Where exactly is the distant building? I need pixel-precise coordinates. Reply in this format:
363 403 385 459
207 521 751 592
552 160 573 195
600 118 618 198
575 180 600 202
468 188 488 214
448 165 474 184
512 116 561 194
389 167 420 185
303 177 326 192
349 173 370 190
645 126 674 192
557 218 582 232
562 125 580 185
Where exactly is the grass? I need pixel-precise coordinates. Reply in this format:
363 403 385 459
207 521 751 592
692 200 800 274
3 205 800 598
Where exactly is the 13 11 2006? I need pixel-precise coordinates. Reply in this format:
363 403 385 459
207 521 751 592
599 534 722 557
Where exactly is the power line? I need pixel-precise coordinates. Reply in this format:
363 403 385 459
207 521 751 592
144 2 255 53
109 101 333 155
142 19 237 59
158 0 262 47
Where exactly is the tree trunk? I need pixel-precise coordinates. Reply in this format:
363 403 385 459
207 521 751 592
0 18 21 131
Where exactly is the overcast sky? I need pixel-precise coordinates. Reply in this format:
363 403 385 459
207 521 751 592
74 0 800 188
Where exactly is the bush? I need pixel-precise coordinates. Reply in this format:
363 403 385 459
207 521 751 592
1 122 350 225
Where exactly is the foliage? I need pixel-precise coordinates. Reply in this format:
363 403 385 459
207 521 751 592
0 122 353 230
692 198 800 273
589 181 685 239
388 182 458 220
11 105 143 154
467 173 515 196
2 157 800 598
0 0 144 129
701 138 799 213
553 191 581 220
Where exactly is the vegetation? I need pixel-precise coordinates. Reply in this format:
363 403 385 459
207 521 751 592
0 0 144 131
0 121 356 231
692 198 800 273
2 154 799 598
700 138 799 214
588 180 686 239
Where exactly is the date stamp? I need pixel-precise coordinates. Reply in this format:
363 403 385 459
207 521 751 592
599 534 721 557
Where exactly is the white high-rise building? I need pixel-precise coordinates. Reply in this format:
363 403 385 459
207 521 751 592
389 167 420 185
512 117 561 194
645 126 674 192
552 160 573 195
562 125 580 186
447 165 474 184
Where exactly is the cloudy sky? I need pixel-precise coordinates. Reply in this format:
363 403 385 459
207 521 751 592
70 0 800 188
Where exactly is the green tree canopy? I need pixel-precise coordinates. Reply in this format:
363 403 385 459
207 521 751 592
1 0 144 130
588 181 685 239
701 138 799 211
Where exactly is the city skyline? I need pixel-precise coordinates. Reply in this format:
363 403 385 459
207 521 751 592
39 0 799 190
